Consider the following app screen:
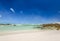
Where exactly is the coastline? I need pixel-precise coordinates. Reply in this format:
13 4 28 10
0 29 59 36
0 29 41 36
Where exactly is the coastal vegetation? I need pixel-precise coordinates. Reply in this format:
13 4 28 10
35 23 60 30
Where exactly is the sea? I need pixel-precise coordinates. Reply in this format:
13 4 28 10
0 24 40 32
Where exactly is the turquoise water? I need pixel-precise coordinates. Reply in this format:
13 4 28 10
0 25 37 31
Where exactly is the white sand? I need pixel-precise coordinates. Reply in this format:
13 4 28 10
0 30 60 41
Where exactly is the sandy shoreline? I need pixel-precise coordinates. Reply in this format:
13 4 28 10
0 30 43 35
0 30 60 41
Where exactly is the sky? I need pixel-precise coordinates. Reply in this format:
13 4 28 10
0 0 60 24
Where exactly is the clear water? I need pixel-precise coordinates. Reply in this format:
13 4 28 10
0 25 37 31
0 25 55 32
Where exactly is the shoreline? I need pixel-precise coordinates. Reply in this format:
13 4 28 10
0 29 60 36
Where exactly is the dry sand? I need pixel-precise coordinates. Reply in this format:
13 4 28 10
0 30 60 41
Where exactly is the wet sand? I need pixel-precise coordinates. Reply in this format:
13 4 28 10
0 30 60 41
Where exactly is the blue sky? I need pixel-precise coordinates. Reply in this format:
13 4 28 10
0 0 60 24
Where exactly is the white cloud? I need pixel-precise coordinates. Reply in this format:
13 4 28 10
10 8 15 13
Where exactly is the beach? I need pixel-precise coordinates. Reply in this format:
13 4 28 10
0 30 60 41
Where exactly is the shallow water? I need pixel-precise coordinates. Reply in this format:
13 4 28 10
0 25 37 31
